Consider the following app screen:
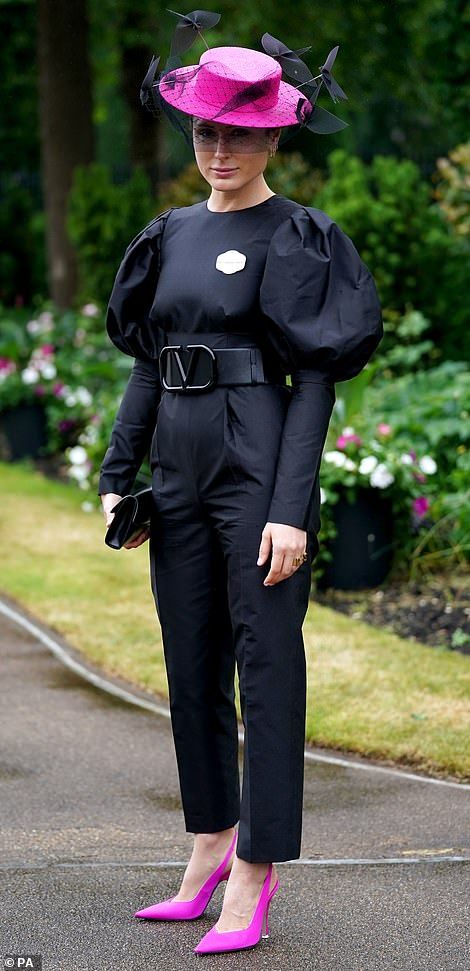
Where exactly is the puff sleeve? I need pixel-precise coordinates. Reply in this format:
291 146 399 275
259 206 383 534
97 208 174 497
105 207 174 362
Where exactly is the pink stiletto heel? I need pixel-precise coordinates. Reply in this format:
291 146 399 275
261 886 275 938
193 862 280 954
134 829 237 921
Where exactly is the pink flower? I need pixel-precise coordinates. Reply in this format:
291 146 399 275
413 496 430 518
336 433 362 449
81 303 99 317
57 418 77 432
0 356 14 371
377 422 392 436
53 381 65 396
409 448 417 461
34 384 46 396
40 343 55 356
412 471 427 483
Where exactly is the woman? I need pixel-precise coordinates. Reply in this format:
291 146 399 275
98 10 383 956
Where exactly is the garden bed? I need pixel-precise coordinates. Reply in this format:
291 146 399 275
314 573 470 655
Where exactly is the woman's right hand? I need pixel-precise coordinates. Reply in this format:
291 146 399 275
101 493 123 528
100 493 151 549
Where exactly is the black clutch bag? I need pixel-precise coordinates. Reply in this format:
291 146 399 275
104 486 154 550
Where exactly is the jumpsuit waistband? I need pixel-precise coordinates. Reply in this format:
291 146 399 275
158 330 287 393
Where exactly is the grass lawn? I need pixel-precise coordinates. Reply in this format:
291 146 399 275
1 460 469 782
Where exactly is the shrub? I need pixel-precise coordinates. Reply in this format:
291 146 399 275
315 358 469 580
433 141 470 238
364 360 469 477
315 148 468 360
67 163 155 305
0 303 129 472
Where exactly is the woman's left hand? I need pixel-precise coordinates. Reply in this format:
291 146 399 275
257 522 307 586
123 526 151 549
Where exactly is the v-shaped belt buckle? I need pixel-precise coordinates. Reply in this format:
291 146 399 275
159 343 217 392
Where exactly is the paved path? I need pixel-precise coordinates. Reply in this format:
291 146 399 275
0 596 469 971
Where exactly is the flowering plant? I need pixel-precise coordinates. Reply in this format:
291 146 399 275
317 420 440 576
0 303 125 487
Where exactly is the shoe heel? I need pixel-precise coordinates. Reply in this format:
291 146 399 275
261 901 270 939
261 894 274 939
262 882 279 939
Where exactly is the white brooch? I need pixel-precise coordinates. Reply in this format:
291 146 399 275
215 250 247 274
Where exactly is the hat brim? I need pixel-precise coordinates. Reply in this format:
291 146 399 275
156 64 307 128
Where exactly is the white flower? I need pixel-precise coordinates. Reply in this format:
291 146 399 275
75 386 92 406
65 393 77 407
370 463 395 489
359 455 379 475
40 362 57 379
68 445 88 465
68 464 90 481
324 450 347 467
344 458 357 471
81 303 99 317
320 487 326 504
21 367 39 384
78 425 98 445
419 455 437 475
26 319 40 334
81 501 94 512
400 453 413 465
342 425 355 436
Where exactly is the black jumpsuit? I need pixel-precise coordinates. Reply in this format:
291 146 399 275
98 194 383 863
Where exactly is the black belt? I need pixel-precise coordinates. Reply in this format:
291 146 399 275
158 335 286 392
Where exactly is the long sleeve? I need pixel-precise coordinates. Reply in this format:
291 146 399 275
266 372 335 531
97 359 161 496
97 207 175 497
259 205 384 534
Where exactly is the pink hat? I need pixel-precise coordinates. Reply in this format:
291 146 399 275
159 46 309 128
140 8 348 148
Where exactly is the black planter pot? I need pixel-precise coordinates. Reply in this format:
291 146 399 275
317 485 395 591
0 402 48 460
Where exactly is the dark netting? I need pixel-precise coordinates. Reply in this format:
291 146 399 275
140 8 349 153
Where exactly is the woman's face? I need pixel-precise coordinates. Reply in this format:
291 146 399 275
191 116 280 191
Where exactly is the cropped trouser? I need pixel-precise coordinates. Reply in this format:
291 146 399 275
148 372 316 863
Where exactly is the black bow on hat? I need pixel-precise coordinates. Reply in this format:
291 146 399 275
319 45 348 103
166 8 221 57
140 54 161 113
260 32 348 133
140 8 219 116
